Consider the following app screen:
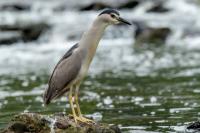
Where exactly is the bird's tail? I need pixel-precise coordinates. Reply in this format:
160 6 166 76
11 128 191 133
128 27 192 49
43 86 52 105
43 85 70 105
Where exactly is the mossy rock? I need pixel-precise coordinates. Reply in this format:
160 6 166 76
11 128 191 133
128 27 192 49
1 113 121 133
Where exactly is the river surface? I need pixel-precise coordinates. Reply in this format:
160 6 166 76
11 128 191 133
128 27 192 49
0 0 200 132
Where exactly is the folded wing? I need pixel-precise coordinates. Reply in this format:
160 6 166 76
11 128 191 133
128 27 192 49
43 43 81 105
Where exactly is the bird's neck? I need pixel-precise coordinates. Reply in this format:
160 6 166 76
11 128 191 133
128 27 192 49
79 18 108 59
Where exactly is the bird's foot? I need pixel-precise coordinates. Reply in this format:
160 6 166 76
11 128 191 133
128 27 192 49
76 116 95 124
68 114 74 118
68 114 95 124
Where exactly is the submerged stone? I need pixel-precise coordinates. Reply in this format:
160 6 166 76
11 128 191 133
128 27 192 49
0 22 49 45
187 121 200 131
0 3 30 11
132 21 171 47
146 2 170 13
80 2 112 11
118 0 140 9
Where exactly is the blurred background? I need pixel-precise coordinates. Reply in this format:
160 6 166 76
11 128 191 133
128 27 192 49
0 0 200 132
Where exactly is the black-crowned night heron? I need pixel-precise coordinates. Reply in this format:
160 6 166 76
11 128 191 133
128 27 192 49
43 9 131 123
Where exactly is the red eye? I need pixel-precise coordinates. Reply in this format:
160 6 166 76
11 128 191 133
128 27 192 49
110 14 115 18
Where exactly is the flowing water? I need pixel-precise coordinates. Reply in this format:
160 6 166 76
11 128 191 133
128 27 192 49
0 0 200 132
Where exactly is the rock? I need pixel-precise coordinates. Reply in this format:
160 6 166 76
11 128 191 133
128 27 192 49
0 31 22 45
146 2 170 13
1 113 121 133
0 3 30 11
0 22 49 45
20 23 49 41
79 1 141 11
80 2 112 11
187 121 200 131
133 21 171 46
182 28 200 37
118 0 140 9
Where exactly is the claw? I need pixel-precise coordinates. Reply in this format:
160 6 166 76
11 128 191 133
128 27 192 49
68 114 74 117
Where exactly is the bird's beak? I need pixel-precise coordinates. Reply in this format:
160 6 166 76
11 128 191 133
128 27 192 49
117 17 132 25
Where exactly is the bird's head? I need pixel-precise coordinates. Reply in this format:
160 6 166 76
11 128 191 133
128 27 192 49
98 9 131 25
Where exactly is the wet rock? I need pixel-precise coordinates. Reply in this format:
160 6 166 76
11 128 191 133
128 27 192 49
80 1 141 11
8 123 29 133
182 28 200 37
0 31 22 45
133 21 171 46
1 113 121 133
0 3 30 11
187 121 200 131
118 0 140 9
146 2 170 13
0 22 49 45
20 23 49 41
80 2 112 11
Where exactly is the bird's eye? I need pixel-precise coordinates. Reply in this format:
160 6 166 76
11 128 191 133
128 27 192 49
110 14 115 18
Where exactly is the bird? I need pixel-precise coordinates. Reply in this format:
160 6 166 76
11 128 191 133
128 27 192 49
43 8 131 124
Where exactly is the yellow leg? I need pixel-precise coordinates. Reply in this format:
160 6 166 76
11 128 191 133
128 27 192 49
74 86 95 124
75 86 82 117
68 86 78 123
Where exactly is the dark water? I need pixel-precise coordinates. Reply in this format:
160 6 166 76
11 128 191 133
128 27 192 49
1 0 200 132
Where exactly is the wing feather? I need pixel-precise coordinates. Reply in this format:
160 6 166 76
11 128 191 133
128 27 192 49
43 43 81 104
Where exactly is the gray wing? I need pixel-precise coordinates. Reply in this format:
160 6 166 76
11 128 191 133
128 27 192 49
43 43 81 104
